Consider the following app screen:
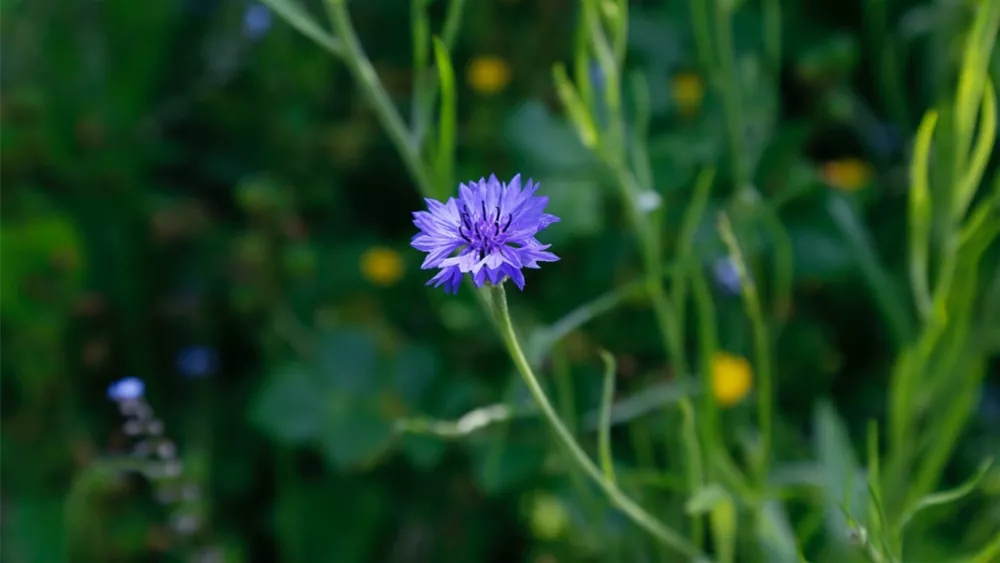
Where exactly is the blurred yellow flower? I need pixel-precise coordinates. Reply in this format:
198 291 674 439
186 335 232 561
671 72 705 116
821 158 872 191
528 493 569 540
711 352 753 407
467 56 511 96
360 247 404 287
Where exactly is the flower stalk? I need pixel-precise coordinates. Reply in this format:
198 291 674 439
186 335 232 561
484 283 706 561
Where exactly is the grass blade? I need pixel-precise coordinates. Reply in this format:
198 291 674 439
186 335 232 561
431 37 457 195
553 63 599 150
597 350 617 484
908 110 938 321
827 195 912 347
897 458 993 534
955 80 997 222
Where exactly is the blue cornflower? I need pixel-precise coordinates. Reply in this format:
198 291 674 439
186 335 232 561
713 256 742 295
979 384 1000 424
868 122 901 156
411 174 560 294
589 61 605 92
108 377 145 401
242 3 271 41
176 346 218 378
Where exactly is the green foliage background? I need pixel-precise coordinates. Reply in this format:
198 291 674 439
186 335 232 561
2 0 999 561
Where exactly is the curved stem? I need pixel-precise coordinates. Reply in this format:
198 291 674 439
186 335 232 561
718 214 773 481
326 0 436 198
485 284 706 561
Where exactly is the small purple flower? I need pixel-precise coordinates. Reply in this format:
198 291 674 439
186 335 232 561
108 377 145 401
411 174 560 294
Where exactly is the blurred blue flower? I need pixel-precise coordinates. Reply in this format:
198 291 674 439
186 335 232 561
589 62 604 92
108 377 145 401
713 257 742 295
243 3 271 41
868 122 901 156
979 384 1000 424
176 346 218 378
411 174 560 294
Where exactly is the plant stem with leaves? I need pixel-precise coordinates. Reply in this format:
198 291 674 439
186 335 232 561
485 284 706 561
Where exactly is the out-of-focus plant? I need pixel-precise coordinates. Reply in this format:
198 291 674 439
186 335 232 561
254 0 1000 561
6 0 996 560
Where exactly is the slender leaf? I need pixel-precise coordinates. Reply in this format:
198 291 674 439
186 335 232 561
954 0 1000 158
628 71 654 190
581 379 700 430
552 63 599 149
685 484 729 515
955 80 997 221
828 195 912 346
757 501 799 563
814 401 869 546
687 485 737 563
410 0 431 132
396 378 699 440
909 110 938 321
949 532 1000 563
597 350 617 484
528 265 679 367
431 37 456 195
897 458 993 533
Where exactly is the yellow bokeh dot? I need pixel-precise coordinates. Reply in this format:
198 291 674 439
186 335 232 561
671 72 705 116
821 158 872 192
528 493 569 541
711 352 753 407
466 56 511 96
360 247 404 287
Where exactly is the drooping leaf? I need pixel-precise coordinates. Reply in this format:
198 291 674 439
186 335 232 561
897 458 993 533
757 500 801 563
251 364 324 443
471 440 548 495
318 329 379 396
318 395 393 470
392 344 438 407
814 401 869 547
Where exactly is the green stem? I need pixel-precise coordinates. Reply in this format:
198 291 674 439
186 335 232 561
712 0 749 188
612 159 706 548
719 214 773 482
553 344 606 531
486 284 705 561
688 0 716 73
679 399 706 547
326 0 436 198
413 0 468 148
762 0 781 72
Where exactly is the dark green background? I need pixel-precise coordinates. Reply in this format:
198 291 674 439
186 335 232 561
2 0 998 561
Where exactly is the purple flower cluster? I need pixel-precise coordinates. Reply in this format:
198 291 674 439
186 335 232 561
411 174 560 294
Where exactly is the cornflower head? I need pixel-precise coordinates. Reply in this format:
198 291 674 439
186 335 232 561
411 174 560 294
